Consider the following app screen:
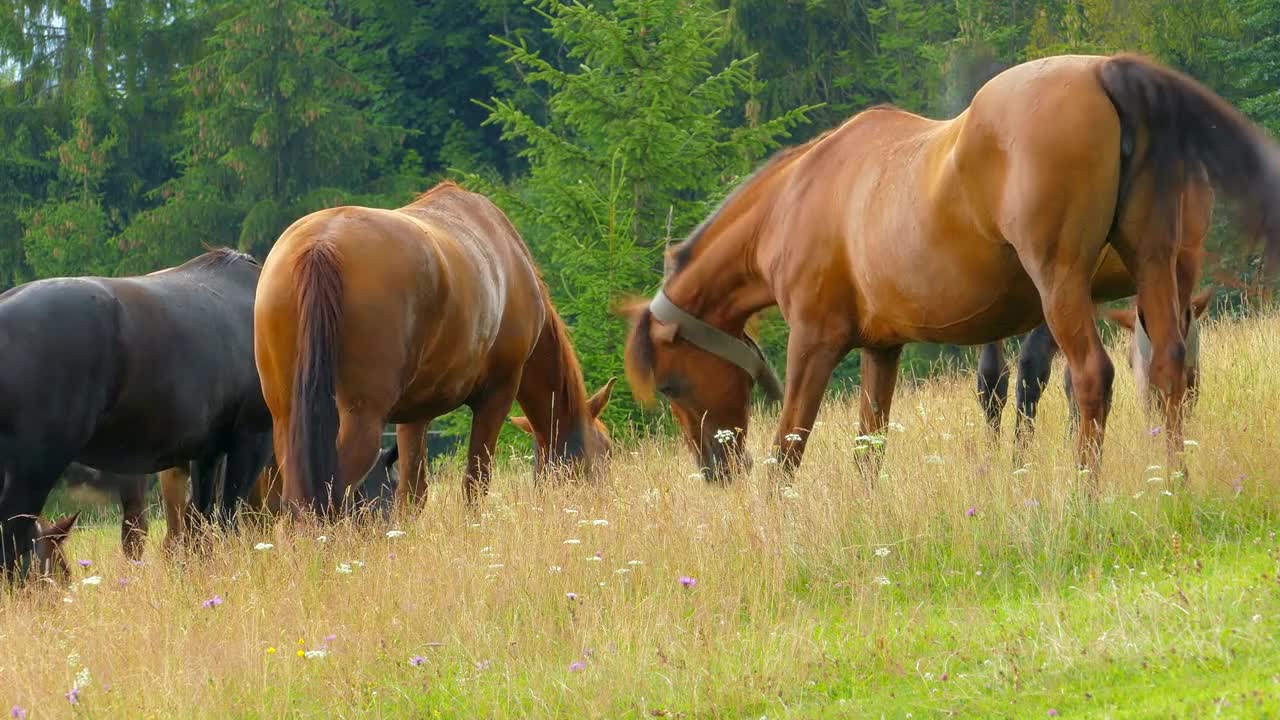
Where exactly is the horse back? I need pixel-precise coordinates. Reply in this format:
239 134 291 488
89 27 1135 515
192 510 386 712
76 261 266 471
257 186 544 422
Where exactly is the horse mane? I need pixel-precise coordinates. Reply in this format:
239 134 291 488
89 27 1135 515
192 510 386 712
190 246 259 269
534 275 591 416
408 179 465 206
669 131 833 275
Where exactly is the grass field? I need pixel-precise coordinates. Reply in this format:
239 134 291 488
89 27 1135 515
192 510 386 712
3 315 1279 719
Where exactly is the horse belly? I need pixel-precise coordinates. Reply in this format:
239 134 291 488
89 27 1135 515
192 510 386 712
859 240 1044 345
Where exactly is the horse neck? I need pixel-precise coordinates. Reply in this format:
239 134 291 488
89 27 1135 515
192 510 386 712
666 210 776 331
515 306 593 455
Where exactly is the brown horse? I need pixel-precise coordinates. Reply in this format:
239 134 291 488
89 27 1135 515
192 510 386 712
255 181 614 517
621 53 1280 486
977 167 1215 445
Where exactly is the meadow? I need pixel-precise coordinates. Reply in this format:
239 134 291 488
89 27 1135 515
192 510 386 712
2 315 1279 719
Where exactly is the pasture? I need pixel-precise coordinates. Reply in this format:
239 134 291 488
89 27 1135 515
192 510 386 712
3 313 1278 718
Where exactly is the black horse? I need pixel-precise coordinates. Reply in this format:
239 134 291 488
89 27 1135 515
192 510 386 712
0 248 272 576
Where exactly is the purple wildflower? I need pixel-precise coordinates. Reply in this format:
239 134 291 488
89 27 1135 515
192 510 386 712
201 594 223 609
78 559 91 569
678 575 696 589
1149 426 1161 437
323 634 337 645
566 592 578 601
965 506 977 518
1047 710 1059 717
1025 498 1039 509
569 661 586 672
475 659 492 672
409 655 426 667
11 706 26 719
65 688 79 705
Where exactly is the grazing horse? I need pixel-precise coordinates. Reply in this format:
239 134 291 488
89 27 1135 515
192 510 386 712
0 249 272 578
976 166 1216 445
254 181 614 518
620 53 1280 486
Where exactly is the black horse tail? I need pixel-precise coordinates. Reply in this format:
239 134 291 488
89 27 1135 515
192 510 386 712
287 241 343 517
1096 53 1280 269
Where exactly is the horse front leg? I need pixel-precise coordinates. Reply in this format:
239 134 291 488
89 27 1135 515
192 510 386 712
772 330 849 474
976 341 1009 436
1013 323 1060 453
464 380 521 507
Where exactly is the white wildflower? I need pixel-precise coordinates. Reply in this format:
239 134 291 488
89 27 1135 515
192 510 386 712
1183 440 1199 448
304 649 327 659
563 539 581 545
784 432 803 443
925 455 944 465
385 530 407 539
592 519 609 527
80 576 102 586
875 547 890 558
549 565 562 573
336 563 353 574
254 542 274 551
873 576 891 586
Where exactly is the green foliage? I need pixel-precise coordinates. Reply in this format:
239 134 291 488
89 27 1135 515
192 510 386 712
0 0 1271 448
122 0 418 263
468 0 816 432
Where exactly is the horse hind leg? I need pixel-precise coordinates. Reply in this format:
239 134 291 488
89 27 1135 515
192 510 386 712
336 410 384 517
976 341 1009 436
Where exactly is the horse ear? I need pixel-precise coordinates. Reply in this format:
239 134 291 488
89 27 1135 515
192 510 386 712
509 416 534 434
46 513 79 541
1103 307 1137 332
1191 287 1214 318
588 377 617 418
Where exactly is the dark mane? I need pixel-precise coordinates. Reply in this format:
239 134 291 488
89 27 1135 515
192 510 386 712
190 246 259 269
669 134 830 275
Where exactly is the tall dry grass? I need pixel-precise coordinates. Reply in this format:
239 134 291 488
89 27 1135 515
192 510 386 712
2 314 1278 718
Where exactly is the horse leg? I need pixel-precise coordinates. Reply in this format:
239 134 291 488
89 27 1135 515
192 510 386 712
857 345 903 486
394 420 431 508
1109 245 1188 476
772 330 849 473
117 473 149 561
1037 286 1114 487
335 411 383 515
464 383 521 506
218 431 273 528
1013 324 1060 451
159 465 189 550
976 341 1009 436
188 454 223 537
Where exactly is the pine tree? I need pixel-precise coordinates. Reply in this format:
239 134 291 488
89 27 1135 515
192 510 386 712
468 0 816 429
121 0 417 268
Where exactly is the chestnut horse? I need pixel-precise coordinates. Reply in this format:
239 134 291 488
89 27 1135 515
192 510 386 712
621 53 1280 486
976 166 1215 445
255 181 614 517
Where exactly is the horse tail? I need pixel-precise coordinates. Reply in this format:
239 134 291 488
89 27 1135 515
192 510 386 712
1095 53 1280 266
286 241 343 516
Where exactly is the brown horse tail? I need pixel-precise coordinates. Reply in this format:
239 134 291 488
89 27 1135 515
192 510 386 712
1096 54 1280 267
287 241 343 516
